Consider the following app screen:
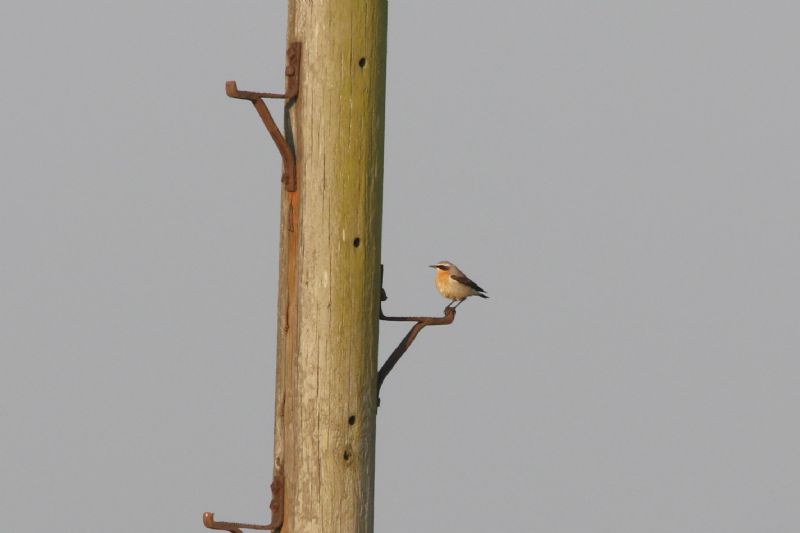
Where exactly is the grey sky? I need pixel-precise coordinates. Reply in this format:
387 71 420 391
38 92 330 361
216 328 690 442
2 1 799 532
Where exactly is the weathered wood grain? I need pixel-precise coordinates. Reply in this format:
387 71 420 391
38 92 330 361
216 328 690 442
273 2 387 532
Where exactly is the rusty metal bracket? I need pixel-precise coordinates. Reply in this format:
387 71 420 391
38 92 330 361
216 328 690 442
377 265 458 406
203 473 284 533
226 42 301 192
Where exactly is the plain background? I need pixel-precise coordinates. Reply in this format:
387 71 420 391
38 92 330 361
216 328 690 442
2 1 799 532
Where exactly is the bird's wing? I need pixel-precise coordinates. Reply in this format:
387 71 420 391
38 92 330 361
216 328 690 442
451 274 486 293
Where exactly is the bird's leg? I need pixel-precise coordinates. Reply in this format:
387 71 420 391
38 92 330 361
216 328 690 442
452 299 465 309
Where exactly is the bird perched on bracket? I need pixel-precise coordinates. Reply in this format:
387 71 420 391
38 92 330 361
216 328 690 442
429 261 488 308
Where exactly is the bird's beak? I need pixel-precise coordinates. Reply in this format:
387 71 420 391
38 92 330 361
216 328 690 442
428 265 437 268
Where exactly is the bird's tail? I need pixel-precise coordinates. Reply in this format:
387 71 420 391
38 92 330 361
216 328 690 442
477 293 489 298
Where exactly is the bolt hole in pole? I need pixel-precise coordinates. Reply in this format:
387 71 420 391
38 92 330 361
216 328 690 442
353 237 360 247
348 415 356 425
343 450 351 461
358 57 366 68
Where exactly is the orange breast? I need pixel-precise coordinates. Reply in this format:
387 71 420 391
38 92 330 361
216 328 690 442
435 268 451 295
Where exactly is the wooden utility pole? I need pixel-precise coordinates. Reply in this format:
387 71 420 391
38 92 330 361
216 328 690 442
274 2 388 533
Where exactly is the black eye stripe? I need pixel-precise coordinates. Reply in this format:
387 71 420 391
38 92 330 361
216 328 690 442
438 265 450 270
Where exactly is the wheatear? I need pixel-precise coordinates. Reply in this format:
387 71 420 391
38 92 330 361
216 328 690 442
429 261 488 308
